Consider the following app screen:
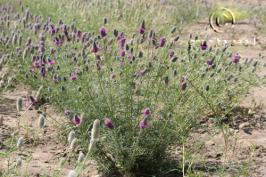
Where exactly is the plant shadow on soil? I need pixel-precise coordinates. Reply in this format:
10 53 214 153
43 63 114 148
0 97 16 116
104 105 266 177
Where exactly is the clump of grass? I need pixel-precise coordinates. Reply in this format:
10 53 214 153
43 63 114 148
0 0 263 177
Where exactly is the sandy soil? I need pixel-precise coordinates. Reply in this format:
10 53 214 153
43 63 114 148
0 86 98 177
178 0 266 176
0 0 266 176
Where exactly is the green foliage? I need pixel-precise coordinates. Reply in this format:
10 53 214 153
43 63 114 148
0 0 263 176
21 0 204 34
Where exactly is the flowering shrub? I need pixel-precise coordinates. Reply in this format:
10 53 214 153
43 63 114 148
0 1 262 176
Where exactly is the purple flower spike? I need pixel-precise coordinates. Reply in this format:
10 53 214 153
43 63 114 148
159 37 166 47
179 76 187 90
200 41 207 50
139 21 145 35
139 119 148 129
76 30 82 38
61 25 68 33
91 42 99 53
50 25 56 35
118 37 126 49
71 73 77 81
206 59 213 67
119 50 126 57
72 115 81 125
53 37 62 47
40 67 46 77
232 53 241 64
169 50 175 58
48 58 56 65
33 61 41 69
104 118 114 129
143 108 151 117
99 26 107 37
117 32 125 41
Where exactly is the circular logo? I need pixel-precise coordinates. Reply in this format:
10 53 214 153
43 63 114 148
209 8 236 33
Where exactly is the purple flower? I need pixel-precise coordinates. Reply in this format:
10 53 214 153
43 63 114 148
139 21 145 35
91 42 99 53
206 59 213 67
40 67 46 77
179 76 187 90
82 32 89 43
33 61 41 68
72 115 81 125
143 108 151 117
117 32 125 41
159 37 166 47
104 118 114 129
118 37 126 49
71 73 77 81
40 57 46 65
99 26 107 37
50 25 56 35
52 74 60 83
200 41 207 50
232 53 241 64
139 118 148 129
119 50 126 57
38 45 45 53
48 59 56 65
61 24 68 33
50 28 56 35
169 50 175 58
53 37 62 47
76 30 82 38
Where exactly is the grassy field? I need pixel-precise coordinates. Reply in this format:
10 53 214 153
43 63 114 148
21 0 204 35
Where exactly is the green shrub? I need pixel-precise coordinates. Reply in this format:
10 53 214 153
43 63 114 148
0 1 262 176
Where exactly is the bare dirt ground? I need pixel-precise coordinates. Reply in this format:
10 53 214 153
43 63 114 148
0 86 98 177
178 0 266 176
0 86 71 176
0 0 266 176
